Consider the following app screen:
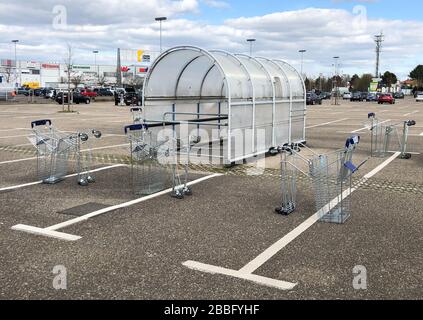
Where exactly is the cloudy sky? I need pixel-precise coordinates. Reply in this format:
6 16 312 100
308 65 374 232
0 0 422 79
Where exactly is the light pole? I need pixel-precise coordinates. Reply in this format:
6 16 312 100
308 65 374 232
333 56 340 105
299 49 306 78
247 39 256 56
93 50 99 84
11 40 19 88
155 17 167 53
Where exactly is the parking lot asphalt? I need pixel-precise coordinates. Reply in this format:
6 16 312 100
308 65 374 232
0 97 422 299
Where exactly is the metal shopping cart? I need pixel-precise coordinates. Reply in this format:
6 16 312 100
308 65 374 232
29 119 74 184
125 122 202 198
366 113 399 158
29 120 102 185
73 129 102 186
309 136 364 224
366 113 417 159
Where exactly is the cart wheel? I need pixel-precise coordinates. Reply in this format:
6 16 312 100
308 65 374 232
400 153 412 160
171 190 184 199
78 178 89 186
87 175 95 183
183 187 192 196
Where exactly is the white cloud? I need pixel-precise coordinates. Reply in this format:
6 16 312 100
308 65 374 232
203 0 230 9
0 4 422 79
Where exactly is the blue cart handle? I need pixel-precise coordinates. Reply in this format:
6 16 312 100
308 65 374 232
124 123 148 134
31 119 52 128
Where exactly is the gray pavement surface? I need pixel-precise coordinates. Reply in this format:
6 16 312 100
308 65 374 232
0 97 421 299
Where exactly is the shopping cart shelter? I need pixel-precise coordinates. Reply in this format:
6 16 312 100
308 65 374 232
0 88 422 299
142 46 306 164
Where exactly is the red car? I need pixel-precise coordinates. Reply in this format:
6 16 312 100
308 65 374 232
79 89 97 98
378 93 395 104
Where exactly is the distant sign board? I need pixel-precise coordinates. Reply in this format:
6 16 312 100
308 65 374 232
370 82 379 92
42 63 59 69
1 59 14 67
72 65 90 70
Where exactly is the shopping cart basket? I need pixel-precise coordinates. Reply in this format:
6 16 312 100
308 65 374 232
309 135 364 224
29 119 74 184
73 129 102 186
366 113 399 158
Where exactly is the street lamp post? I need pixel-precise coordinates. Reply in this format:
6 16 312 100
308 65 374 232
11 40 19 88
299 49 306 78
93 50 99 84
333 56 340 105
247 39 256 56
155 17 167 53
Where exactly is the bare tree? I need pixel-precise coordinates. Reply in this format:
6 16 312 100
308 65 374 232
0 66 14 84
97 74 108 87
71 74 84 88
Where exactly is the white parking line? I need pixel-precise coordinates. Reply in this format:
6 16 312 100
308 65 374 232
0 134 29 139
81 143 129 152
0 164 124 192
403 110 419 117
420 132 423 137
0 156 37 165
306 118 349 129
184 152 401 291
351 119 391 133
11 173 222 241
0 143 129 166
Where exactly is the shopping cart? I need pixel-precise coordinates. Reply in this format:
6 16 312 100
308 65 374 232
73 129 102 186
29 119 74 184
130 108 143 124
366 113 416 159
275 144 303 215
309 136 364 224
398 120 417 159
366 113 399 158
29 120 102 185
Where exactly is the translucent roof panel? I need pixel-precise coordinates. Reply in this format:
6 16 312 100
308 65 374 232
255 57 290 99
235 54 274 99
143 46 304 102
209 50 253 100
273 60 305 99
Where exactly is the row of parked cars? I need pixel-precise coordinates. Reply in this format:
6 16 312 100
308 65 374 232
306 91 332 105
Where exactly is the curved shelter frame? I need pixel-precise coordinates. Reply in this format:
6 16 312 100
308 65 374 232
143 46 306 164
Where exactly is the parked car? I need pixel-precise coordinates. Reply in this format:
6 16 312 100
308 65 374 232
124 88 142 106
378 93 395 104
98 88 114 96
55 92 91 104
78 89 97 98
306 92 322 105
350 92 363 102
416 92 423 102
318 92 331 100
360 92 368 101
367 93 378 102
343 92 352 100
393 92 405 99
17 87 29 95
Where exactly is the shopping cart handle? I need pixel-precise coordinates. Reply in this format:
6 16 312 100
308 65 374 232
124 123 148 134
345 135 360 148
130 108 142 112
344 161 358 173
368 112 376 119
31 119 52 128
